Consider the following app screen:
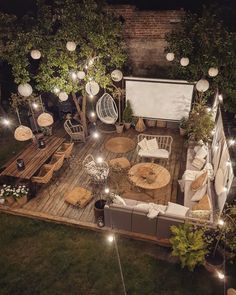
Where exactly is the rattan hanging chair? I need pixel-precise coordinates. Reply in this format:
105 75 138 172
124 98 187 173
96 93 118 124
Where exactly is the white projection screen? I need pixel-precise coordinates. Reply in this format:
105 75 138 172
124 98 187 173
125 77 195 121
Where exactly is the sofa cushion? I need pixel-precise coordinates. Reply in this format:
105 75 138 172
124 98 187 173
189 209 211 220
215 167 225 196
138 148 169 159
166 202 189 217
191 184 207 201
146 138 159 151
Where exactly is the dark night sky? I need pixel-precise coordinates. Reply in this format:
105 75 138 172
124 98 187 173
0 0 235 29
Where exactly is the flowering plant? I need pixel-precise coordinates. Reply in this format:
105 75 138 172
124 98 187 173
0 184 29 199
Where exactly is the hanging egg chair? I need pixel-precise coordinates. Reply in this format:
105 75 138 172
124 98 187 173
96 93 118 125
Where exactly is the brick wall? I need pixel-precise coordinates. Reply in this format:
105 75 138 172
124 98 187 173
107 5 184 76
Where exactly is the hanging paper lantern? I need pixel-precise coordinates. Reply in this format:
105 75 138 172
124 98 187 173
77 71 86 79
14 125 33 141
111 70 123 82
85 81 100 96
166 53 175 61
180 57 189 67
30 49 41 60
66 41 76 51
18 83 33 97
58 91 68 101
208 67 219 77
196 79 210 92
37 112 54 127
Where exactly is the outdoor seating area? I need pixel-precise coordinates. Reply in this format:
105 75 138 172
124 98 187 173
0 126 186 242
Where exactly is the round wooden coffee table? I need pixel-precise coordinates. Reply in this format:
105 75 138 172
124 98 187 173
128 163 170 195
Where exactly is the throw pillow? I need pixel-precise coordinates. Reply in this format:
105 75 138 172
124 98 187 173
191 171 208 191
146 138 159 151
196 145 208 159
192 193 211 211
138 138 148 151
166 202 189 217
191 184 207 202
113 194 126 206
192 157 206 170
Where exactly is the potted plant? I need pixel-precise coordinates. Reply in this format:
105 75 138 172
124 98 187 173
0 185 15 205
123 100 133 130
170 223 208 271
179 117 188 136
12 185 29 206
186 100 214 145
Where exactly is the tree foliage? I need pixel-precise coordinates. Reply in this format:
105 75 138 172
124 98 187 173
170 224 208 271
0 0 127 133
165 7 236 113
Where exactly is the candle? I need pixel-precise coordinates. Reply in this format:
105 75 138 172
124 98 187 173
16 159 25 171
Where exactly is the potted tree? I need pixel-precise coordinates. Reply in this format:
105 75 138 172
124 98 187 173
186 100 214 145
179 117 188 136
123 100 133 130
170 223 208 271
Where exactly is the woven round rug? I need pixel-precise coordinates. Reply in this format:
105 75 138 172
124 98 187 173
105 137 136 153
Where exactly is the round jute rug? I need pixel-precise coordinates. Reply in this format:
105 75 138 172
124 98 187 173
105 137 136 153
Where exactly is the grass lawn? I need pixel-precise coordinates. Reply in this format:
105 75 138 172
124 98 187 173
0 213 235 295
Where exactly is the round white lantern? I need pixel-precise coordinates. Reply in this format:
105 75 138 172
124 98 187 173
208 67 219 77
30 49 41 60
14 125 33 141
166 52 175 61
37 112 54 127
196 79 210 92
111 70 123 82
58 91 68 101
85 81 100 96
180 57 189 67
66 41 76 51
18 83 33 97
77 71 86 79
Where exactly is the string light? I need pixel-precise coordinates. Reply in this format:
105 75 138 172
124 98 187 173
226 160 231 167
93 131 99 139
85 65 88 70
223 187 228 192
206 107 211 112
218 219 224 226
217 271 225 280
96 156 103 163
70 71 77 81
89 94 94 99
2 118 11 126
89 77 93 81
53 87 60 94
107 234 114 243
32 103 38 109
104 187 110 194
90 111 96 118
228 139 235 146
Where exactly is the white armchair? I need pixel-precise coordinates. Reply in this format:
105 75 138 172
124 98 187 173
137 134 173 163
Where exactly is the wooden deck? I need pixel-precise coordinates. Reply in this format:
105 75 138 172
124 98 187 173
0 127 186 243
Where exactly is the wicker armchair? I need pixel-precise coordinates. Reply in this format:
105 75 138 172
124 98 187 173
82 154 109 184
137 134 173 163
64 120 85 142
32 164 54 184
47 152 65 172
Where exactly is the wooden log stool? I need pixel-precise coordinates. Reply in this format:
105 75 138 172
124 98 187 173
65 187 92 208
109 157 131 171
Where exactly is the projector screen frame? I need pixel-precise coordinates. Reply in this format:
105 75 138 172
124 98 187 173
124 77 195 122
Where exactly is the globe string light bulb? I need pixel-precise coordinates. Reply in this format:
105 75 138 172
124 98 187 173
53 87 60 94
93 131 99 139
70 71 77 81
228 139 235 146
96 156 103 163
104 187 110 194
2 118 11 126
90 112 96 118
217 271 225 280
107 234 114 243
32 102 38 109
218 219 224 226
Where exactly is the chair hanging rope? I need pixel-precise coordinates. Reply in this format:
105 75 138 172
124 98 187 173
96 93 118 124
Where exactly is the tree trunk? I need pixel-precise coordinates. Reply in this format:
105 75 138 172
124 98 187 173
71 91 88 137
